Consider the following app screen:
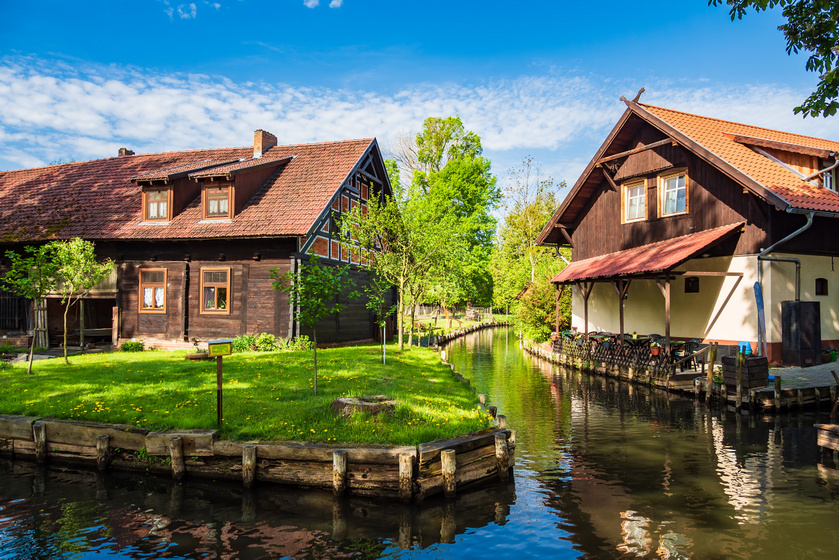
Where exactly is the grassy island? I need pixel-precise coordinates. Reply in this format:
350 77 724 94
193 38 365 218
0 344 492 446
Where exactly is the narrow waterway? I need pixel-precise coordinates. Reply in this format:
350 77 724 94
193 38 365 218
1 327 838 558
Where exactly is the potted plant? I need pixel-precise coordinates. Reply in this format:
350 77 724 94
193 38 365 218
650 341 662 356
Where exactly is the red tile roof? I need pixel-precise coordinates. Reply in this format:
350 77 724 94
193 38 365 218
638 103 839 214
130 158 240 182
188 155 293 179
0 139 374 242
551 222 744 283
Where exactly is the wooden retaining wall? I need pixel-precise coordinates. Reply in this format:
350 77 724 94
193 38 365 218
0 416 514 502
523 344 837 413
435 321 508 346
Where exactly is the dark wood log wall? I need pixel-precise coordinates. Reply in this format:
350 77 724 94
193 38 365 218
571 125 773 261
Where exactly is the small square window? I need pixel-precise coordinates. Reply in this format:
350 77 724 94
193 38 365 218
204 186 231 219
144 189 170 221
685 276 699 293
661 172 688 216
816 277 828 296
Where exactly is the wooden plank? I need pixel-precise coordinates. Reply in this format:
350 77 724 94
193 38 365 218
145 430 217 456
37 420 148 450
420 445 497 477
418 428 508 466
256 460 333 487
248 442 416 464
0 415 38 440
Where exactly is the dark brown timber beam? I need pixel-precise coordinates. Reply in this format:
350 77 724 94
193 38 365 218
597 138 675 165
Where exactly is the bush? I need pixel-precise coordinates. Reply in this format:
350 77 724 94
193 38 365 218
255 333 279 352
121 340 144 352
0 344 25 354
0 360 11 371
288 335 313 351
232 334 257 353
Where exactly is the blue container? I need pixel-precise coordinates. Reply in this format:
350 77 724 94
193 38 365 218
738 341 752 355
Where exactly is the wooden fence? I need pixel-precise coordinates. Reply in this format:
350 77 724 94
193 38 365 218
0 415 514 501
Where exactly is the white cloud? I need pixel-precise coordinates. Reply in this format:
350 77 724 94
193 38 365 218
329 0 343 7
0 56 827 189
303 0 319 7
178 3 198 19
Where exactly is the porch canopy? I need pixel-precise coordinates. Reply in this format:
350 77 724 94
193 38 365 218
551 222 744 347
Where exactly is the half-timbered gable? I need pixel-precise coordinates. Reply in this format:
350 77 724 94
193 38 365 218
0 130 394 348
539 97 839 365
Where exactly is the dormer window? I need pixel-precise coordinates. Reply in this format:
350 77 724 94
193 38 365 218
143 188 171 222
204 185 232 219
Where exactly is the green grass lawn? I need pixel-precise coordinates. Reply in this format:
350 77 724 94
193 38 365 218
0 344 493 445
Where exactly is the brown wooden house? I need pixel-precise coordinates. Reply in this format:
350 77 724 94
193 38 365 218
0 130 395 348
538 96 839 365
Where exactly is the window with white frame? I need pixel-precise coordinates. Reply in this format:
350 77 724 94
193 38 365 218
624 181 646 223
661 172 688 216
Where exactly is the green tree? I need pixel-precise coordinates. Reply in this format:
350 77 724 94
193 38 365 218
51 239 114 365
271 255 357 394
2 244 60 374
710 0 839 116
363 273 396 363
501 156 564 282
512 252 572 342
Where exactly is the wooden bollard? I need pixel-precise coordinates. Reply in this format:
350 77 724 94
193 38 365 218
33 423 47 463
441 449 456 498
242 445 257 488
168 436 185 481
398 452 413 502
736 351 744 409
507 429 516 468
478 393 486 406
333 450 347 496
488 406 497 419
96 434 110 471
706 342 717 404
774 376 782 410
495 433 509 481
497 414 507 429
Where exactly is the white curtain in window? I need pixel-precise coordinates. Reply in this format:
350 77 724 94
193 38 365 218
144 287 154 308
155 287 164 308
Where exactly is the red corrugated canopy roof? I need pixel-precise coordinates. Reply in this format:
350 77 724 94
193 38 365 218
551 222 744 283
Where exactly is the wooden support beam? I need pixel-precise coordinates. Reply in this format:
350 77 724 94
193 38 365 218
611 279 631 342
656 277 671 349
242 445 256 488
580 281 594 337
598 138 675 164
559 227 573 247
168 436 185 481
599 166 619 192
33 423 47 463
96 435 110 471
676 271 745 278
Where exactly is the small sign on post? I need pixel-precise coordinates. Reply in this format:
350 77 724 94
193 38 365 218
208 339 233 426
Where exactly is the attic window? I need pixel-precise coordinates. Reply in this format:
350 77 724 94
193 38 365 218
143 189 171 222
204 186 232 219
660 171 688 216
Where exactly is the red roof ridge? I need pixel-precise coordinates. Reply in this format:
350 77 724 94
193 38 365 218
639 102 839 146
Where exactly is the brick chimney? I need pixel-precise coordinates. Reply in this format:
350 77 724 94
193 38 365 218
118 147 135 156
254 129 277 158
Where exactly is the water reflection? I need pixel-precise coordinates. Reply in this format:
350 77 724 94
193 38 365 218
2 327 839 559
446 328 839 559
0 458 515 558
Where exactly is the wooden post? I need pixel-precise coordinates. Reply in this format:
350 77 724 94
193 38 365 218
242 445 256 488
736 350 744 410
168 436 185 481
497 414 507 429
33 422 47 463
398 452 413 502
508 429 516 468
656 277 671 350
774 376 782 410
112 306 119 348
216 356 223 426
706 342 717 404
96 434 110 471
333 449 347 496
488 406 497 419
495 433 510 481
581 282 594 338
442 449 456 498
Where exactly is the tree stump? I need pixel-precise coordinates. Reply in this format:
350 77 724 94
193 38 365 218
330 395 397 418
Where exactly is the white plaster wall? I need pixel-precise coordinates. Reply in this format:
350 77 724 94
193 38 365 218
764 253 839 343
570 256 761 341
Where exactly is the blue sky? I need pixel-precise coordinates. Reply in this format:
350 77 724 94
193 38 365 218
1 0 834 190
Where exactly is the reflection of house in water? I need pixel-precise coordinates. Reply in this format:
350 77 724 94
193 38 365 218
531 364 827 558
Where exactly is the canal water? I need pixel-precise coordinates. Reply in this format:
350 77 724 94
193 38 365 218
1 327 838 558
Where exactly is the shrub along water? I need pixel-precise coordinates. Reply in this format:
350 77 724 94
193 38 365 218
0 343 492 445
